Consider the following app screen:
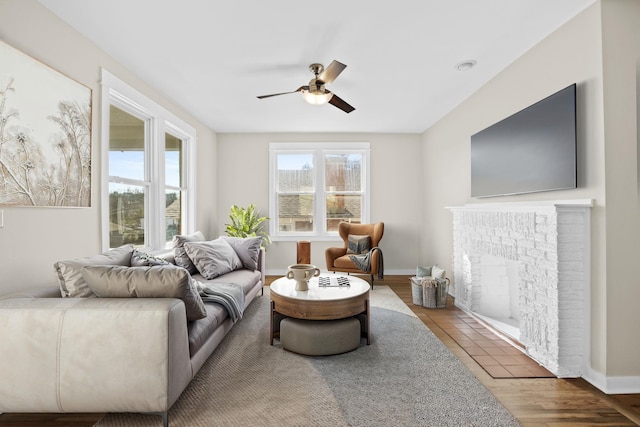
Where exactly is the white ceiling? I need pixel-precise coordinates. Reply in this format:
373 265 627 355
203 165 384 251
39 0 596 134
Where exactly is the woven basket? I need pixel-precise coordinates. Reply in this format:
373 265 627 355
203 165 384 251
410 277 424 305
425 278 449 308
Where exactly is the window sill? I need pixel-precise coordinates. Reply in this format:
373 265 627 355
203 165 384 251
271 235 342 242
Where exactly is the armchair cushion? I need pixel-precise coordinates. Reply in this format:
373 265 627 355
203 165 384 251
346 234 371 254
334 255 361 270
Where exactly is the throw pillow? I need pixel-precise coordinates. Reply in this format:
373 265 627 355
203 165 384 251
220 236 262 271
431 265 446 279
172 231 205 274
183 238 243 280
346 234 370 254
54 244 134 298
81 265 207 321
416 265 432 277
131 249 170 267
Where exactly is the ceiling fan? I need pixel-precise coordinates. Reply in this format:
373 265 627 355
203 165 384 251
257 60 355 113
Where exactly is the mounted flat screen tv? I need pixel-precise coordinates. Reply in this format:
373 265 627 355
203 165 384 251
470 83 577 198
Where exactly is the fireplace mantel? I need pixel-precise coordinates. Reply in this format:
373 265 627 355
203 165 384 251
448 199 592 377
447 199 593 212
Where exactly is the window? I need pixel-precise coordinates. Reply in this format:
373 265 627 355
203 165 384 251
101 69 195 251
269 142 370 240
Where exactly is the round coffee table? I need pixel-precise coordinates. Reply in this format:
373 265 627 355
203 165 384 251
269 275 371 348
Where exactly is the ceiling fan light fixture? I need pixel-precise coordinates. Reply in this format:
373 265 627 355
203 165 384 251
257 60 354 112
301 90 333 105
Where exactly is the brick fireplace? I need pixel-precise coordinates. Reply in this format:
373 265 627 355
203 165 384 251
449 200 592 377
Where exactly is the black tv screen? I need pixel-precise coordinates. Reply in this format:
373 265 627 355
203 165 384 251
471 84 577 198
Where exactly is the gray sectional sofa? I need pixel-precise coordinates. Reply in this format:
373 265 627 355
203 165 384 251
0 234 265 426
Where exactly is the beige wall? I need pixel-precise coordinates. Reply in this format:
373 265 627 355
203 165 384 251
423 0 640 385
0 0 217 294
216 133 422 274
600 0 640 378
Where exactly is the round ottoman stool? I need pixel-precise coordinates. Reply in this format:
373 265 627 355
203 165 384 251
280 317 361 356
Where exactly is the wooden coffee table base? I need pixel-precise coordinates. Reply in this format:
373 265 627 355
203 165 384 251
269 276 371 347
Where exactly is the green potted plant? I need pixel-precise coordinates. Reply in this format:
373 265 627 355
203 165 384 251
225 203 271 248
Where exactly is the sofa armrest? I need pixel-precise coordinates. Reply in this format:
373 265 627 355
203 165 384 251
0 297 192 413
259 247 266 284
0 285 61 299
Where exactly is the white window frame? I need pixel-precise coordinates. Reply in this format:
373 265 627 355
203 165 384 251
269 142 370 241
100 69 196 251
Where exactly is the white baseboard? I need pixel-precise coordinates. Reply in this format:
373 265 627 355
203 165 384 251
381 269 415 275
583 367 640 394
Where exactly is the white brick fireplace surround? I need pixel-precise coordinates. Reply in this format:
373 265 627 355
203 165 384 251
448 200 592 378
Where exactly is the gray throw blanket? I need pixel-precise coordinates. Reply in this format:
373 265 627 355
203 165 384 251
349 247 384 280
196 282 245 322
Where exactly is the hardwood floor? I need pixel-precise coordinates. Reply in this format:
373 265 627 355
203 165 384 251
1 275 639 427
387 275 640 427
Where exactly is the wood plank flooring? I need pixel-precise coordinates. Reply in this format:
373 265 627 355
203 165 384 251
387 275 640 426
1 275 639 426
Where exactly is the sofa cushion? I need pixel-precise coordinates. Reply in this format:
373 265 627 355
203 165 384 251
220 236 262 271
81 265 207 321
187 302 228 357
187 269 262 357
172 231 205 274
183 239 243 280
346 234 370 254
54 245 134 298
130 249 171 267
193 269 262 296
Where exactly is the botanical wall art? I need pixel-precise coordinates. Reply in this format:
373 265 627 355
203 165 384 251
0 39 92 207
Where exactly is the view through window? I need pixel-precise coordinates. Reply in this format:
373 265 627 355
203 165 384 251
164 132 184 243
102 69 195 251
269 143 370 239
108 106 146 247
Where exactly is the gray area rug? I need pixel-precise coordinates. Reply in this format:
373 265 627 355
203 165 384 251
96 286 520 426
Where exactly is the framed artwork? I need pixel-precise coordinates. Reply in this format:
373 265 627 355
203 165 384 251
0 39 92 207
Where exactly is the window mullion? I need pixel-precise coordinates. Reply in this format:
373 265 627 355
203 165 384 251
109 176 151 186
145 116 156 250
153 118 168 250
317 150 326 235
362 149 370 224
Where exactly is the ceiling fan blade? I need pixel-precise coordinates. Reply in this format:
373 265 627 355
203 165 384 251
257 86 306 99
328 93 355 113
319 60 346 84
